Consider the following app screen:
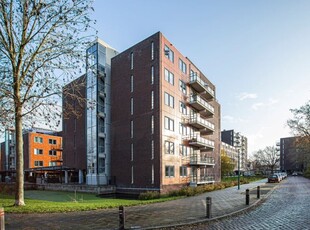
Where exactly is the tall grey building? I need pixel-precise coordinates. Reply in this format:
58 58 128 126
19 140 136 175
86 39 118 185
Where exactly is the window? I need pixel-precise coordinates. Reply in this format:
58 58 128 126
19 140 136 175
164 68 174 85
179 58 187 74
151 140 154 159
151 115 154 134
179 80 187 94
180 166 187 177
34 149 43 155
164 45 174 62
34 161 43 167
164 92 174 108
49 139 57 145
179 123 187 135
130 98 134 115
179 101 187 115
151 164 154 184
151 66 154 85
130 52 133 69
151 91 154 109
49 162 57 166
130 75 133 92
49 150 57 156
131 143 133 161
179 145 189 156
165 165 175 177
34 137 43 143
131 166 134 184
151 42 154 60
130 120 133 138
164 116 174 131
165 141 174 155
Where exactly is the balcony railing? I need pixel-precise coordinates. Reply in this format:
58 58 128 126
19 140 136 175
189 74 215 100
189 114 215 132
190 175 215 184
186 135 214 149
190 155 215 166
189 95 214 117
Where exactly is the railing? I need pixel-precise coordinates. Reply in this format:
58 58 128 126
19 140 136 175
189 95 214 113
189 114 215 130
187 135 215 148
190 155 215 165
190 74 215 97
190 175 215 184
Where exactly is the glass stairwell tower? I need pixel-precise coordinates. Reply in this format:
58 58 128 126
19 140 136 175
86 39 118 185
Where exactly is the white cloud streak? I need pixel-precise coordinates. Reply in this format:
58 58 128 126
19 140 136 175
237 92 258 101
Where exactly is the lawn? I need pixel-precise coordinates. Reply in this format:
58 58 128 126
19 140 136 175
0 190 179 213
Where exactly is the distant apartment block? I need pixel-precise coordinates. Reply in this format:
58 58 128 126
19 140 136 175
0 128 62 181
111 32 221 194
221 130 248 171
221 142 238 172
279 136 305 173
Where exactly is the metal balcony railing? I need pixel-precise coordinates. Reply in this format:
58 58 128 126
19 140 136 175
189 95 214 115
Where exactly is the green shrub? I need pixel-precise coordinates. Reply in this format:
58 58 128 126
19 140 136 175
138 191 160 200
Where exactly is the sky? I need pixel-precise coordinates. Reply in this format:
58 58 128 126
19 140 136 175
91 0 310 155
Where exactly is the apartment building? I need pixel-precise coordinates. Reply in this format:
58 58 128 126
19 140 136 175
279 136 306 173
221 130 248 172
0 128 62 181
111 32 221 194
221 142 238 172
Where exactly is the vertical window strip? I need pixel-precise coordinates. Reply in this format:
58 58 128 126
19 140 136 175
131 143 133 161
151 42 154 60
151 91 154 110
151 66 154 85
130 75 133 92
131 120 133 138
130 98 133 115
151 164 154 184
131 166 134 184
151 140 154 159
151 115 154 134
130 52 133 70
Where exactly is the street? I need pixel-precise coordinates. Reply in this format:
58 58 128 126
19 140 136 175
199 176 310 229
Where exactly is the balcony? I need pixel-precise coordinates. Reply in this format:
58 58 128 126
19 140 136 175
189 74 215 100
189 95 214 117
51 145 63 151
186 135 214 150
190 175 215 185
50 156 63 162
188 114 215 133
190 154 215 166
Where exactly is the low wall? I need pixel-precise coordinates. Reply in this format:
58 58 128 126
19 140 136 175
36 183 116 194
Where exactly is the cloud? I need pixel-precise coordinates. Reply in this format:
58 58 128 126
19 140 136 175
237 92 258 101
222 115 247 124
251 98 279 110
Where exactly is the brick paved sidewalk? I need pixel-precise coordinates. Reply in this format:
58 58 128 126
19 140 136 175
5 179 277 230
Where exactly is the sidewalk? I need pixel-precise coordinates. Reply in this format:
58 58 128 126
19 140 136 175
5 179 277 230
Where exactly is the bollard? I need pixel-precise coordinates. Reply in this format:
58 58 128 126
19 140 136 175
0 207 4 230
206 197 212 218
257 186 260 199
119 206 125 230
246 189 250 205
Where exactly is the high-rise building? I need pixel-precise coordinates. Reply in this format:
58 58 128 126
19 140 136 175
221 130 248 171
111 32 221 194
279 136 304 173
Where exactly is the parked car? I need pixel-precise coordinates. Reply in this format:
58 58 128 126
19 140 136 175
268 174 280 183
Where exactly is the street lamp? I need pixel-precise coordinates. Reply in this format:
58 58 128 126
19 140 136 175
238 149 240 190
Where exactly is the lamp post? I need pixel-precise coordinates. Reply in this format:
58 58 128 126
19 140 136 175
238 149 240 190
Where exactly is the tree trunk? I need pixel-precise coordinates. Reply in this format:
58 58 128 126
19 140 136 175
14 108 25 206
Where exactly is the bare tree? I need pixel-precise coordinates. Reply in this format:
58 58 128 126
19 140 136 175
253 146 280 175
287 101 310 174
0 0 94 206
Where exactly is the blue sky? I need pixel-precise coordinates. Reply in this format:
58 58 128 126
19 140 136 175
92 0 310 155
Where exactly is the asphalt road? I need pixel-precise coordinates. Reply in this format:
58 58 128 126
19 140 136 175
185 176 310 229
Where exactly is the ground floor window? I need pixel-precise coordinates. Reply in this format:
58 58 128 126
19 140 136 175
165 165 175 177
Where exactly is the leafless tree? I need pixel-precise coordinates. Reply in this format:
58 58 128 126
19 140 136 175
0 0 94 206
287 101 310 174
253 146 280 175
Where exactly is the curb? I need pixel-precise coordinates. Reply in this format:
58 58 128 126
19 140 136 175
143 182 279 230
